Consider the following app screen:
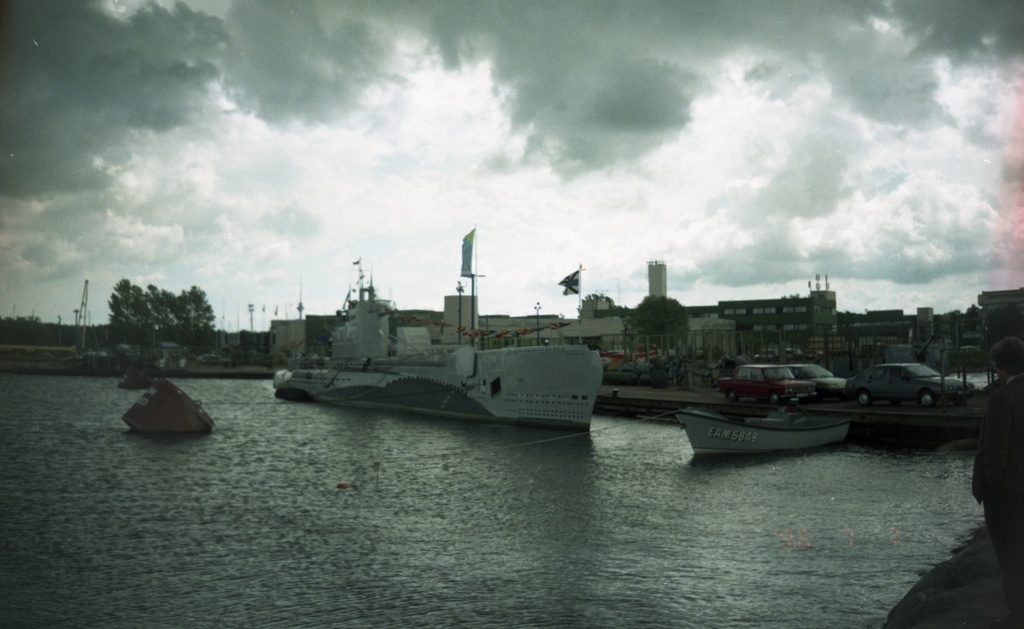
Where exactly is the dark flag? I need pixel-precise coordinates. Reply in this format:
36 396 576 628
559 270 580 295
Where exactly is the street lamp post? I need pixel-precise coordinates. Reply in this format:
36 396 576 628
535 302 541 343
248 304 255 355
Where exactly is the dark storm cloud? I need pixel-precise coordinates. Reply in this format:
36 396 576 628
2 0 1020 198
892 0 1024 57
222 3 394 124
0 1 226 199
430 2 702 173
825 49 943 125
315 0 1018 175
508 58 696 175
412 2 721 173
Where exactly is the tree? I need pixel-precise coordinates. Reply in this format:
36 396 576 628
584 293 614 305
108 279 152 345
177 286 216 347
582 293 631 318
0 316 50 346
146 284 180 343
107 280 216 348
625 296 688 338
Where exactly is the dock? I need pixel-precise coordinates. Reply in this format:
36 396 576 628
1 360 985 449
596 384 984 449
0 362 275 380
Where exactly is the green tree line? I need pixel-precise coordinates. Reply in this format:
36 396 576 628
0 316 84 347
107 279 216 348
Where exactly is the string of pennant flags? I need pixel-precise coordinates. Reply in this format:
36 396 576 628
460 228 584 341
393 313 573 338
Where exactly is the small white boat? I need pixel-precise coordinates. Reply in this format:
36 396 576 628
675 405 850 455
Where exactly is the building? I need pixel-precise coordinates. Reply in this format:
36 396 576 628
443 293 476 344
271 319 306 355
836 309 916 355
581 295 613 318
270 314 338 356
716 291 838 334
916 307 935 341
647 261 667 298
681 278 840 359
975 287 1024 345
267 266 975 363
977 288 1024 314
978 287 1024 326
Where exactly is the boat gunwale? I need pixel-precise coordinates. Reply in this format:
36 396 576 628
675 407 851 433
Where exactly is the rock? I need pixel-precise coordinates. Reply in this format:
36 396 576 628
936 438 978 452
885 527 1007 628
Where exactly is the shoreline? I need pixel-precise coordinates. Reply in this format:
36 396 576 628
0 362 275 380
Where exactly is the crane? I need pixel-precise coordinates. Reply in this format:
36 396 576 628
74 280 88 354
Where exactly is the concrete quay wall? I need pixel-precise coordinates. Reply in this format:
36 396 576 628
0 362 275 380
595 384 984 449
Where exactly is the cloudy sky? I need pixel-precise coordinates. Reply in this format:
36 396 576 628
2 0 1023 330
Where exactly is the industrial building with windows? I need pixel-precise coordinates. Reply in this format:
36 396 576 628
268 258 1020 359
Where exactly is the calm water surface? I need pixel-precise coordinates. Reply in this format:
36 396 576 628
0 374 982 628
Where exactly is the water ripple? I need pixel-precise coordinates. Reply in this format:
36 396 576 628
0 375 981 628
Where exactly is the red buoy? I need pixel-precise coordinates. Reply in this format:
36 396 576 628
336 482 353 489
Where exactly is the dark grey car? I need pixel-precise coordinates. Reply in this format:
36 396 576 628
842 363 972 406
782 364 847 400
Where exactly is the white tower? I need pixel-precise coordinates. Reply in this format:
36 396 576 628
647 261 667 298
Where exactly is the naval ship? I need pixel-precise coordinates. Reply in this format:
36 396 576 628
273 272 604 431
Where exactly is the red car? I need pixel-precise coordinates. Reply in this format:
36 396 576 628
716 364 817 404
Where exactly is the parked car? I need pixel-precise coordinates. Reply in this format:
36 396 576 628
715 364 817 404
198 353 228 365
842 363 973 407
782 364 847 400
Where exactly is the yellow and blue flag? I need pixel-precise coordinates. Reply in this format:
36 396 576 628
461 229 475 277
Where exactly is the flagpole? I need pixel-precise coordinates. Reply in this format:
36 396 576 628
461 227 479 347
557 265 583 345
472 226 477 346
577 263 583 344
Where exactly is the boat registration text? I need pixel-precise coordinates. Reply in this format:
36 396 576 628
707 427 758 443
